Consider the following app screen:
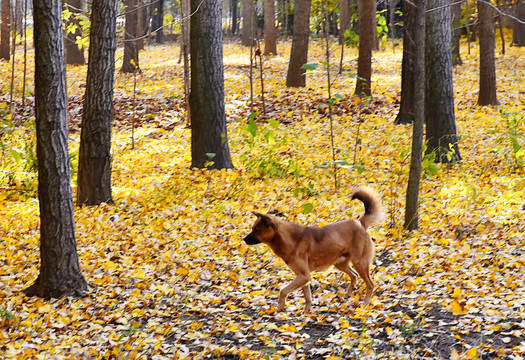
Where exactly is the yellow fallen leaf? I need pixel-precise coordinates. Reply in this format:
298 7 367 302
38 304 53 313
176 267 189 276
466 348 479 359
452 287 462 299
451 301 463 315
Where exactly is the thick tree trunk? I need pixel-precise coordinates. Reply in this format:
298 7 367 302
263 0 277 55
65 0 86 65
121 0 140 73
77 0 118 206
512 1 525 46
450 0 462 65
404 0 425 231
355 0 375 96
242 0 256 46
151 0 164 43
477 1 498 106
425 0 461 163
25 0 87 299
395 0 415 124
0 0 10 61
190 0 234 169
285 0 311 87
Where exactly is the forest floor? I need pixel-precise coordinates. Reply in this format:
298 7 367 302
0 37 524 359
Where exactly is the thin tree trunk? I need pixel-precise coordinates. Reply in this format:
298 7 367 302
355 0 374 96
450 0 462 65
121 0 140 72
25 0 87 299
512 1 525 46
65 0 86 65
477 0 498 106
404 0 425 231
0 0 10 61
285 0 311 87
395 0 416 124
339 0 349 45
242 0 256 46
263 0 277 55
190 0 234 169
151 0 164 43
77 0 118 206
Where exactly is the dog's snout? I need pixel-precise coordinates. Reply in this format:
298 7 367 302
244 234 261 245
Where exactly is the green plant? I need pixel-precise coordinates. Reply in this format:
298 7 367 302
376 9 389 47
0 307 17 328
240 114 301 179
490 111 524 168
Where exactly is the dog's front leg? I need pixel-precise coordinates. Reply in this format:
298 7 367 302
278 274 310 311
301 284 312 312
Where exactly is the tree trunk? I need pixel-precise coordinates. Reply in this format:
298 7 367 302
512 1 525 46
77 0 118 206
450 0 462 65
65 0 86 65
263 0 277 55
121 0 140 73
395 0 415 124
0 0 10 61
425 0 461 163
190 0 234 169
231 0 239 34
404 0 425 231
242 0 256 46
339 0 349 45
355 0 375 96
151 0 164 43
285 0 311 87
477 1 498 106
24 0 87 299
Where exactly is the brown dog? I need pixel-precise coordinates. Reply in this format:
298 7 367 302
243 186 383 312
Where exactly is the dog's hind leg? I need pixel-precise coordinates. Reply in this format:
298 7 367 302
352 260 374 304
334 263 359 296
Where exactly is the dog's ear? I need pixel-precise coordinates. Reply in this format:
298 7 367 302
252 212 277 229
252 211 264 218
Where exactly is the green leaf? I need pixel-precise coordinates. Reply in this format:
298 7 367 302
302 202 314 215
301 63 318 71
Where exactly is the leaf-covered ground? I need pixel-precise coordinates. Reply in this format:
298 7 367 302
0 38 524 359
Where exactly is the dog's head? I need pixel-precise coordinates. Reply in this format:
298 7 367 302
244 212 278 245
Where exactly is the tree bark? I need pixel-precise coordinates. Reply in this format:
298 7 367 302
285 0 311 87
190 0 234 169
151 0 164 43
512 0 525 46
77 0 118 206
425 0 461 163
242 0 256 46
0 0 10 61
24 0 87 299
450 0 462 65
339 0 349 45
477 0 498 106
263 0 277 55
231 0 239 34
65 0 86 65
404 0 425 231
395 0 416 124
121 0 140 73
355 0 375 96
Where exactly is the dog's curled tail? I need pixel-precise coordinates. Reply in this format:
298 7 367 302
351 186 384 230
